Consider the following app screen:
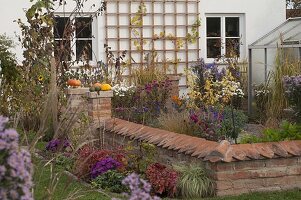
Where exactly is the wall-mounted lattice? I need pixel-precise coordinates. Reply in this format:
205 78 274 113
105 0 200 86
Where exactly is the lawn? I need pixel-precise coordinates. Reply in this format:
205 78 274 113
33 157 301 200
33 158 111 200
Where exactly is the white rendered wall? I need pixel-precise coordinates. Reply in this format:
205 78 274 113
0 0 286 67
199 0 286 61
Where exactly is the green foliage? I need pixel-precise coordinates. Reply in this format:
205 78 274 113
55 154 74 171
126 142 157 174
91 170 128 193
0 34 18 116
220 106 248 140
241 121 301 144
174 163 214 198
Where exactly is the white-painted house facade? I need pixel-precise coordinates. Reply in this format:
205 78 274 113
0 0 287 93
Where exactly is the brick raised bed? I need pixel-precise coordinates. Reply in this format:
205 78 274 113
102 118 301 196
66 88 301 196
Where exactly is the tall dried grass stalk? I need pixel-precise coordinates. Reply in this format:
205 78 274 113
266 48 301 127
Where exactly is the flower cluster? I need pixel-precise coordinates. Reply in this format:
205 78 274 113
0 116 33 200
91 157 122 179
112 83 136 97
283 75 301 119
115 173 160 200
46 139 71 152
189 59 244 106
189 107 224 141
112 78 172 124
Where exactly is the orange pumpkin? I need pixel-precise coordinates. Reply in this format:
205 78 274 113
75 80 81 87
67 79 81 87
93 82 102 88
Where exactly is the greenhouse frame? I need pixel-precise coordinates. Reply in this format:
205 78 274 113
248 17 301 113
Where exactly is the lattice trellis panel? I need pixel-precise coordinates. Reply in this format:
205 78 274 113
105 0 200 86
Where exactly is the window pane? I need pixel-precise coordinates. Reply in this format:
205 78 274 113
76 40 92 60
76 17 92 38
226 38 240 57
226 17 240 37
54 40 71 61
54 17 69 38
206 17 221 37
207 39 221 58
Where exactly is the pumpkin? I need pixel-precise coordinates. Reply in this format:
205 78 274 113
94 86 101 92
67 79 81 87
75 80 81 87
93 82 102 88
89 86 95 92
100 84 112 91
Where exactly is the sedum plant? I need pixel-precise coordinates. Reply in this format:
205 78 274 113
0 116 33 200
174 163 214 199
91 170 127 193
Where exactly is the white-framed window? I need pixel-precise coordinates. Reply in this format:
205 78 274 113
54 15 96 63
205 14 244 60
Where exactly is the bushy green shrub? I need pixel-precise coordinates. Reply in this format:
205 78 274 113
91 170 127 193
241 121 301 143
174 163 214 198
220 106 248 141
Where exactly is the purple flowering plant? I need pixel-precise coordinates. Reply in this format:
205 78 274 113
283 75 301 120
0 116 33 200
112 173 160 200
189 106 224 141
112 78 172 125
91 157 121 179
46 138 71 152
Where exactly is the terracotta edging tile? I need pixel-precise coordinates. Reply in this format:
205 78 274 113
103 118 301 163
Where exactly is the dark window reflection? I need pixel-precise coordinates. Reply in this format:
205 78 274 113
54 17 69 38
76 17 92 38
76 40 92 60
207 17 221 37
207 39 221 58
226 17 239 37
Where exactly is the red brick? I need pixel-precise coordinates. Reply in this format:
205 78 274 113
265 157 298 167
215 181 233 190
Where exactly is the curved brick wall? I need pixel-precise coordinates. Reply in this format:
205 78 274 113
102 118 301 196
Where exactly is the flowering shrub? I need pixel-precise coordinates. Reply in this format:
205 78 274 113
91 157 122 179
189 59 244 107
45 138 71 152
189 106 224 141
189 106 247 141
146 163 178 197
283 75 301 120
113 173 160 200
74 145 126 179
0 116 33 200
112 79 172 125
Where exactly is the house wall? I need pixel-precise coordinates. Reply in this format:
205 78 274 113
200 0 286 62
0 0 286 67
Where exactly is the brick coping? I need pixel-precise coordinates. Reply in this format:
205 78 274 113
103 118 301 163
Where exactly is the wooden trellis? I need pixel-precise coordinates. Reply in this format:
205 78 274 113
105 0 200 85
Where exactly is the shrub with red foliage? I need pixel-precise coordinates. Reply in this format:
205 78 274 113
146 163 179 197
74 145 127 179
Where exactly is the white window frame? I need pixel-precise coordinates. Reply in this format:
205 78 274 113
205 14 245 63
53 13 98 66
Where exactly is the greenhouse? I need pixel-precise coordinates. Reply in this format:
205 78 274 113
248 17 301 113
